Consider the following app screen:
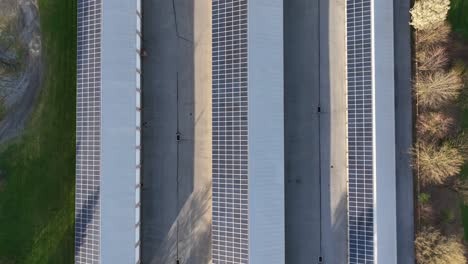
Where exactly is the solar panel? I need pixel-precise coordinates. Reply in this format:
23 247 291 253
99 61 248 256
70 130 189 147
346 0 374 263
212 0 249 263
76 0 101 263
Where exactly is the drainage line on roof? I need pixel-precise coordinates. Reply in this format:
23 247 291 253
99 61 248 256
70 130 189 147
176 71 180 263
318 0 323 259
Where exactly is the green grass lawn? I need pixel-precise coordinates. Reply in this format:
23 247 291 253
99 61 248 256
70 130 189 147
449 0 468 39
0 0 76 263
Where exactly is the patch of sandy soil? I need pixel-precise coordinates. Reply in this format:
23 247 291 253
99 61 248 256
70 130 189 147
0 0 42 144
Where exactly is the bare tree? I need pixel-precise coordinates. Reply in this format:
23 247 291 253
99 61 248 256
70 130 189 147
416 45 449 72
415 227 466 264
417 112 455 141
414 143 464 185
417 23 451 46
415 69 464 108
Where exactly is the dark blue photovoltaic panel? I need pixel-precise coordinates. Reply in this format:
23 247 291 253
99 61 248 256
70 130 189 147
346 0 374 263
212 0 249 263
76 0 101 263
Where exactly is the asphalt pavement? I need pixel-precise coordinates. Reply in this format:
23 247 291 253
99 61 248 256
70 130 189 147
394 0 415 262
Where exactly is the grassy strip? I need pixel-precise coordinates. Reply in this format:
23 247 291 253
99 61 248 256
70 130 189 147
459 89 468 240
0 0 76 263
449 0 468 39
449 0 468 242
462 204 468 240
459 78 468 239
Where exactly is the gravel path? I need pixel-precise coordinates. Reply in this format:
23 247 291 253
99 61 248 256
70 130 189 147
0 0 42 144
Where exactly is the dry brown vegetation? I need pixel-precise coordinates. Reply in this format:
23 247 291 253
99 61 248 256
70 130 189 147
416 69 464 108
415 228 466 264
417 112 455 140
416 143 464 185
417 23 452 46
417 45 449 72
412 0 468 262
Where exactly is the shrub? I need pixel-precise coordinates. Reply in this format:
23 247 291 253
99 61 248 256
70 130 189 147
415 143 464 185
418 192 431 204
410 0 451 31
415 69 464 108
415 227 466 264
417 112 455 140
416 45 449 72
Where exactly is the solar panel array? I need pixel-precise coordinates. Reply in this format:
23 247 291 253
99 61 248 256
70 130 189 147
212 0 249 263
76 0 101 263
346 0 374 263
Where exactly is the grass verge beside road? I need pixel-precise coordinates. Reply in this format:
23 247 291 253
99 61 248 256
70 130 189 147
0 0 76 263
